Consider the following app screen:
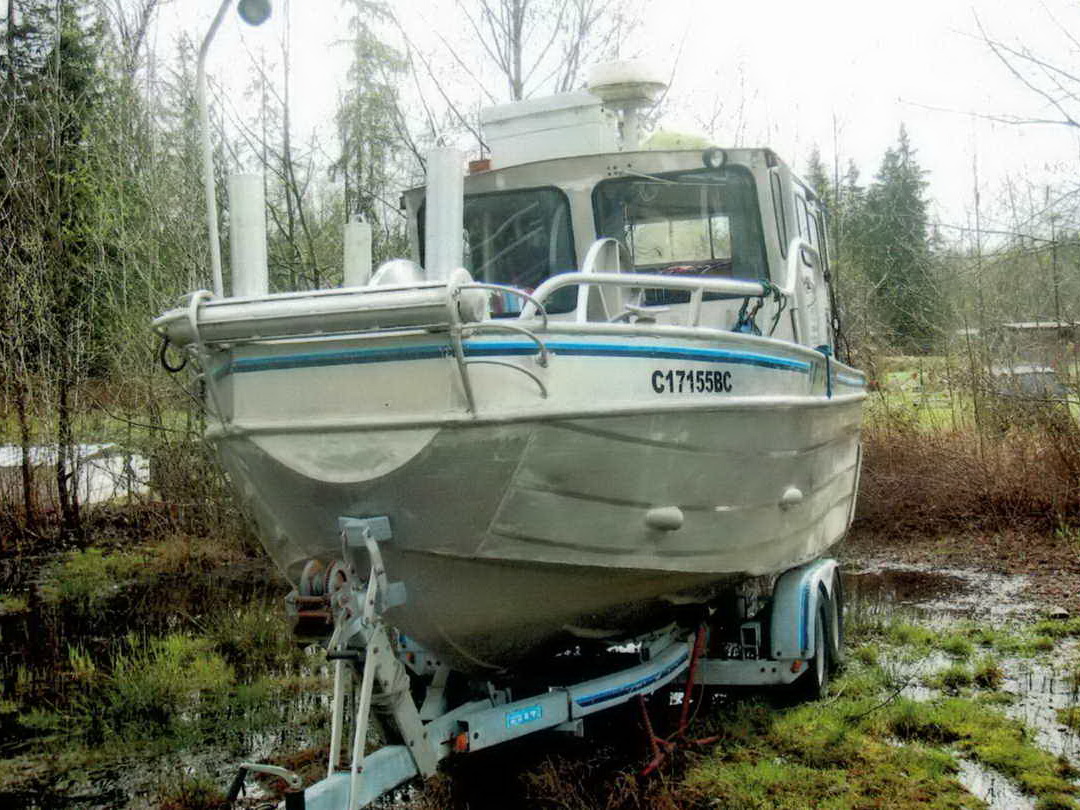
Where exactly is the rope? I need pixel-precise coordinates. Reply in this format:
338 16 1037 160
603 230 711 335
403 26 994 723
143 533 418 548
733 279 787 337
158 335 188 373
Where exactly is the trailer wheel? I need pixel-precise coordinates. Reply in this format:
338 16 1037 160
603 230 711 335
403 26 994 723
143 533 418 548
796 605 830 701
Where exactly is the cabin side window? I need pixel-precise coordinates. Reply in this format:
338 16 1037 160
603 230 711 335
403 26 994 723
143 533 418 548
770 172 787 258
812 208 829 269
419 186 577 315
794 194 810 242
592 167 768 305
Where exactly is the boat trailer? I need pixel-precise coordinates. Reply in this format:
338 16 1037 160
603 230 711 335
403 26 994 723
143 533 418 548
227 518 843 809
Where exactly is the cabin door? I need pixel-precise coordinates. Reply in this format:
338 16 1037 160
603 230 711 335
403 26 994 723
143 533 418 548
793 192 832 351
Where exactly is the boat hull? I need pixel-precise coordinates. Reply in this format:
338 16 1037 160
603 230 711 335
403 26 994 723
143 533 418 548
209 340 863 670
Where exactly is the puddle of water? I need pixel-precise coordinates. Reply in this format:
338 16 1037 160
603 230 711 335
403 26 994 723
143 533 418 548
845 561 1035 621
0 681 330 809
999 640 1080 763
850 558 1080 807
956 758 1035 810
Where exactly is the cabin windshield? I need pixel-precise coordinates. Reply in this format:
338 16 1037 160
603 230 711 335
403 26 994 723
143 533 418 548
421 186 577 315
593 166 768 304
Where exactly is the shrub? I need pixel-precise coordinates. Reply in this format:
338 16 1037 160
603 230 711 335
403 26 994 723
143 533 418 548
207 603 304 681
856 402 1080 535
96 634 233 734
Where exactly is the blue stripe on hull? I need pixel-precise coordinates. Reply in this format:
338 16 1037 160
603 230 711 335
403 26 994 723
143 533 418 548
219 340 813 377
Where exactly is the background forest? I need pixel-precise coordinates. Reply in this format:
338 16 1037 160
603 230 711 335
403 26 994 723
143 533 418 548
3 0 1080 808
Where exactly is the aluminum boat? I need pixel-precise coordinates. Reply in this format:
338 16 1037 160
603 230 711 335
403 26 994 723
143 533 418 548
155 67 866 675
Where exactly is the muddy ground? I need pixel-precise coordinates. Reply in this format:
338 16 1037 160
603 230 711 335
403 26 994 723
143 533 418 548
841 526 1080 616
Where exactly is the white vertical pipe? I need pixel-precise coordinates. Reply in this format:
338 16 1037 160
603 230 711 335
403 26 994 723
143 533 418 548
424 147 464 281
343 218 372 287
326 659 346 776
197 0 232 298
228 173 268 297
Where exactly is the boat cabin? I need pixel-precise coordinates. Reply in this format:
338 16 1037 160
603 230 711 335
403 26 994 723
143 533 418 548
401 89 835 351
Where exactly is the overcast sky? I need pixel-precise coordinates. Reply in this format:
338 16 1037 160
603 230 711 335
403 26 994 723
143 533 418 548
157 0 1080 240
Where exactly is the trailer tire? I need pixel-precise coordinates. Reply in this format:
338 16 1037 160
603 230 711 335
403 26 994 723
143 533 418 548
796 605 830 701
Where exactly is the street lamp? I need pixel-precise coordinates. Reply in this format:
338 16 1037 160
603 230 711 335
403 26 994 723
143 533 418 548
197 0 272 298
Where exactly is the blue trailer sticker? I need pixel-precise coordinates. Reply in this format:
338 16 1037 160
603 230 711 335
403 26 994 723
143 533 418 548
505 705 543 728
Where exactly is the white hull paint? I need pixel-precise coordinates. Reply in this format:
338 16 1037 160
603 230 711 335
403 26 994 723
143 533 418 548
203 328 865 671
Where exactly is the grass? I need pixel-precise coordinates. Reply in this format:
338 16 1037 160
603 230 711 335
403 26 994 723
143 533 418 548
38 547 148 616
156 776 229 810
887 621 936 648
0 594 28 615
973 656 1005 690
206 602 306 681
99 634 234 733
925 664 973 692
678 601 1080 809
847 599 1080 662
683 688 981 809
938 634 975 659
1057 707 1080 733
1030 617 1080 640
881 697 1077 806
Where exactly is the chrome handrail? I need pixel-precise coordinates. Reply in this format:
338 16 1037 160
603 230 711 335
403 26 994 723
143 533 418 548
445 279 478 414
447 279 553 414
524 272 772 327
455 282 549 330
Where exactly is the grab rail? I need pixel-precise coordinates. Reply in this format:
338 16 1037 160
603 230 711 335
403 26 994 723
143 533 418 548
446 275 554 413
454 282 549 329
522 272 772 327
461 322 550 367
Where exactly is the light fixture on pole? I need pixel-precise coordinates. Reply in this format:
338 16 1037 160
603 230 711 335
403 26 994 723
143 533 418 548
237 0 272 26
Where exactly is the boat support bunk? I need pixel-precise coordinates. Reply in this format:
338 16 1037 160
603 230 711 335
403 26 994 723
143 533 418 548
226 518 844 809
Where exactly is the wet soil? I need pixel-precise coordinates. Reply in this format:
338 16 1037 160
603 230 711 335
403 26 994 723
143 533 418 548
841 526 1080 615
838 539 1080 810
6 526 1080 809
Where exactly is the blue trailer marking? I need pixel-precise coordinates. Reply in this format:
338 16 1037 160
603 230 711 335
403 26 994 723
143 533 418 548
573 651 690 708
505 705 544 728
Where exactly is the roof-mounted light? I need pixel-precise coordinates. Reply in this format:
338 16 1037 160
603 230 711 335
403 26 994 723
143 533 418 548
702 147 726 169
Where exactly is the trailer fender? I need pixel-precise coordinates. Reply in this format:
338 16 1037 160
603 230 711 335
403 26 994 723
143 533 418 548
769 558 840 660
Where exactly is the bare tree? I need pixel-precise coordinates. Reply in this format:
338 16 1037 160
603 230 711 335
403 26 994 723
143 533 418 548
457 0 633 101
976 10 1080 129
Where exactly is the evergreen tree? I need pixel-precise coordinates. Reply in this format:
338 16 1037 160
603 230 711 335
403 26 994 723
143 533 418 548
852 125 941 352
330 0 409 266
805 146 833 212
